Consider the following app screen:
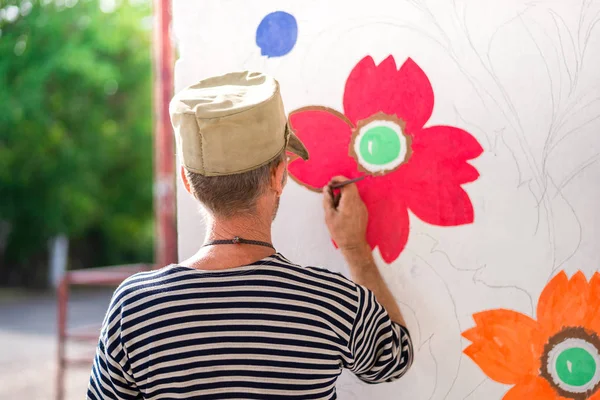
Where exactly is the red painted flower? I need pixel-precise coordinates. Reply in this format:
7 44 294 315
288 55 483 263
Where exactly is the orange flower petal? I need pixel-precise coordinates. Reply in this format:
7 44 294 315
462 309 543 384
587 272 600 334
537 271 591 335
588 390 600 400
503 376 567 400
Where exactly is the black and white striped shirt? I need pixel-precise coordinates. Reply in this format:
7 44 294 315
88 253 413 399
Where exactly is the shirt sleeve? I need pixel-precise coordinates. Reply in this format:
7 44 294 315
87 294 141 400
344 283 414 383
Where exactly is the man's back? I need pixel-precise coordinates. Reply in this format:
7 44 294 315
88 253 413 400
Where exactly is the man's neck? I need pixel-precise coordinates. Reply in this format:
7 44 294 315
180 212 276 271
206 214 272 243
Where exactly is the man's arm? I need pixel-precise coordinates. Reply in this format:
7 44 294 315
322 176 413 383
339 243 406 326
322 176 406 327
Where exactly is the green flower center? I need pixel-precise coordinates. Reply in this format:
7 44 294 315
358 126 402 166
556 347 597 387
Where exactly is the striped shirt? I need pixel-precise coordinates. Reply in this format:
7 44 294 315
88 253 413 399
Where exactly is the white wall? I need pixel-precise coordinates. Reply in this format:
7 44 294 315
173 1 600 398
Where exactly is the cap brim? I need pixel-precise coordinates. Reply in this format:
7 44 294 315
285 125 309 161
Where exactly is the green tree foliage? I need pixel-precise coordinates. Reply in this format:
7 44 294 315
0 0 154 286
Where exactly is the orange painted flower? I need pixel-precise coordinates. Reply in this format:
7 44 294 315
463 271 600 399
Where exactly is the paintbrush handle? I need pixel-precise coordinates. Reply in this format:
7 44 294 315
329 176 365 189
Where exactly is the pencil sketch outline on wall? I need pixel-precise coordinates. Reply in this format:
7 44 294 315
402 0 598 398
288 0 600 398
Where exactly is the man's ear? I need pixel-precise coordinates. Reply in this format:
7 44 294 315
180 166 192 195
271 159 287 197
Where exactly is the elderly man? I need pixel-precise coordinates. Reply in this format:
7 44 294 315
88 72 413 400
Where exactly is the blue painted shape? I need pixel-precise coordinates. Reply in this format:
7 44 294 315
256 11 298 57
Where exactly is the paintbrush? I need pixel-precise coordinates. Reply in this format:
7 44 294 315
329 176 366 189
328 176 366 208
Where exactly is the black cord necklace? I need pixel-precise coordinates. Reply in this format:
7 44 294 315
203 236 275 250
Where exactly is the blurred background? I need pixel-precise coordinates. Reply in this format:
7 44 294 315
0 0 173 398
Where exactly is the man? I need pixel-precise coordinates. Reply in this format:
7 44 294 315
88 71 413 399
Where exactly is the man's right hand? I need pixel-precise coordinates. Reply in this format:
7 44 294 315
322 176 369 252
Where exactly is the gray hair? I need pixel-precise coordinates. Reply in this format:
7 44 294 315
184 151 286 218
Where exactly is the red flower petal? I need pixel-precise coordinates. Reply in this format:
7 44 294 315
359 182 410 263
404 181 474 226
343 56 434 133
399 160 479 186
388 155 480 187
442 161 480 184
412 125 484 161
287 107 360 190
380 159 476 226
369 125 482 226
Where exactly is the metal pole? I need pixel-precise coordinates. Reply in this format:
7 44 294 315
153 0 177 268
55 276 68 400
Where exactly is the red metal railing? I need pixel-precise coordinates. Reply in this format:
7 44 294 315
55 264 152 400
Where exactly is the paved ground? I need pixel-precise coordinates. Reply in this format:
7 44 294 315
0 288 113 399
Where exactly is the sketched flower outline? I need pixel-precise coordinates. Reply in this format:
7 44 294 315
463 271 600 399
288 55 483 263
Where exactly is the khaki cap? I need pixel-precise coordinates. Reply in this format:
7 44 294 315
170 71 309 176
